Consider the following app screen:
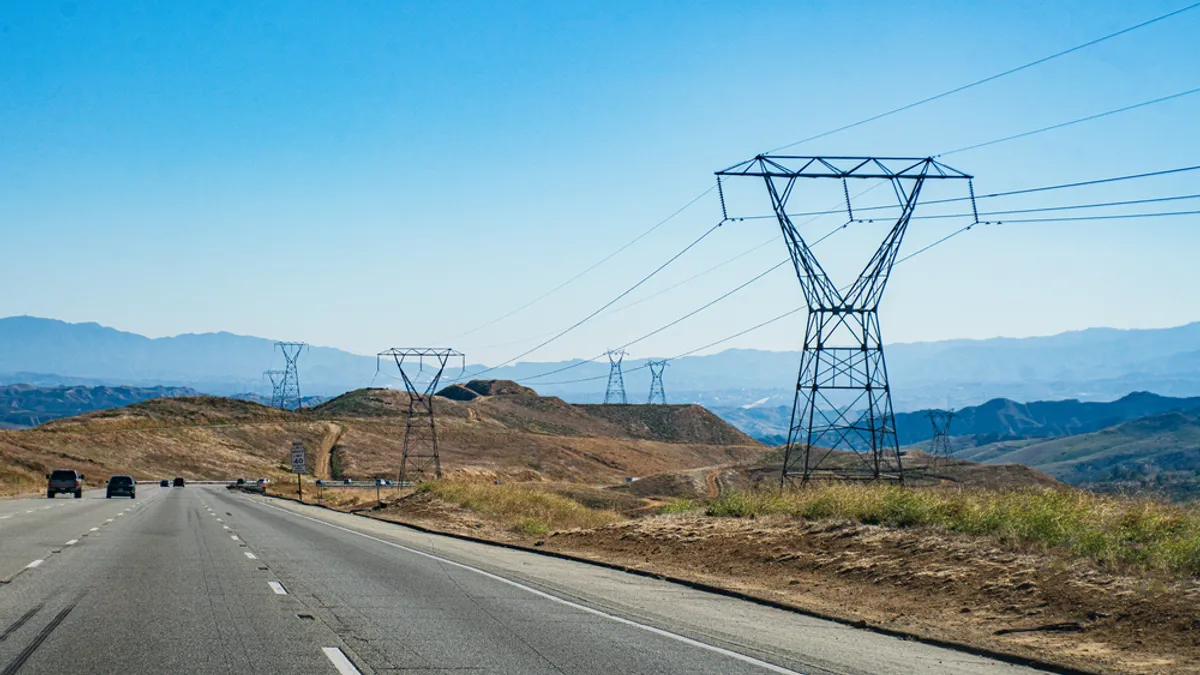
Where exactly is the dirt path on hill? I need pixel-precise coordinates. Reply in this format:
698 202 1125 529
314 423 344 481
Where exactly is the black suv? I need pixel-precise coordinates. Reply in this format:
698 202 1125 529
106 475 136 499
47 469 84 499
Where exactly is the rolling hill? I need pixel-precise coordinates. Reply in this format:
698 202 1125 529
0 381 767 496
0 383 199 428
714 391 1200 446
954 408 1200 499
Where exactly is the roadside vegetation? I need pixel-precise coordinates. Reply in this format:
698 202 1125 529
703 484 1200 577
417 480 624 535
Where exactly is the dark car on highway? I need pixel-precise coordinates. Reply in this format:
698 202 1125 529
173 477 186 487
47 469 84 499
106 475 136 499
160 479 170 487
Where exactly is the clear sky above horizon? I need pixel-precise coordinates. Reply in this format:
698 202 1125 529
1 1 1198 365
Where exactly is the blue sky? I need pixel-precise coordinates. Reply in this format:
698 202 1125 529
1 1 1198 365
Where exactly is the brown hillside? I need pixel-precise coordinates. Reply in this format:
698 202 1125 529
0 387 768 494
574 403 759 446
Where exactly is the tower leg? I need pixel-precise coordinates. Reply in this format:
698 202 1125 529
781 308 902 485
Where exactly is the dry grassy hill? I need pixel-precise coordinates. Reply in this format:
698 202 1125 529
0 382 769 494
0 397 341 495
303 383 767 482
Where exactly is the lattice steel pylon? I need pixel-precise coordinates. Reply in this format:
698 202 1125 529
647 360 668 405
379 348 465 483
274 342 307 410
263 370 286 409
927 409 956 467
717 156 975 485
604 349 627 404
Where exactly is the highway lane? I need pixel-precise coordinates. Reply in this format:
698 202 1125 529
0 488 163 583
0 486 1054 674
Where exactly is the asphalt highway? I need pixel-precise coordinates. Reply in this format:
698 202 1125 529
0 486 1053 674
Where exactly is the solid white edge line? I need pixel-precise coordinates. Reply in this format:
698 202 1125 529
65 539 78 546
25 559 43 569
257 500 806 675
244 551 257 560
268 581 287 595
321 647 362 675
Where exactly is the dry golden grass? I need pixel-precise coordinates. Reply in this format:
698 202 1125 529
419 480 625 535
705 484 1200 577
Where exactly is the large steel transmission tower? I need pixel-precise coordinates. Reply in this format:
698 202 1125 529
926 409 956 466
604 349 627 404
379 348 464 483
264 370 286 409
274 342 307 410
717 156 974 485
647 360 668 405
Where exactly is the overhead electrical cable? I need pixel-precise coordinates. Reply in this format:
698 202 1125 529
455 185 716 338
515 217 856 383
937 86 1200 156
459 219 727 379
764 1 1200 153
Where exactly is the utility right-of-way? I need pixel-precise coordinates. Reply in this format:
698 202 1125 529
0 485 1054 675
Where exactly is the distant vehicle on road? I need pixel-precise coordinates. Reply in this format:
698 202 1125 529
160 479 170 487
173 477 186 487
106 475 136 499
343 478 352 485
256 478 270 486
47 469 84 499
235 478 246 485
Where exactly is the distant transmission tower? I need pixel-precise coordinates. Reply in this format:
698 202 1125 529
379 348 465 483
718 155 976 485
275 342 307 410
263 370 286 409
927 409 956 467
604 349 627 404
647 360 668 405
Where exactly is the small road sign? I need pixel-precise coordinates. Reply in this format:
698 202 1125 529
290 441 307 475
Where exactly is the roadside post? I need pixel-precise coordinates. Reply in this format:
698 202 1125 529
291 440 307 502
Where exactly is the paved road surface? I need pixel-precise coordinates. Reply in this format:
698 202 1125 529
0 486 1052 674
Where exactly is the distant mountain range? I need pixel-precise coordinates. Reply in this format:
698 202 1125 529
715 391 1200 446
954 409 1200 501
715 391 1200 499
0 384 198 428
5 315 1200 411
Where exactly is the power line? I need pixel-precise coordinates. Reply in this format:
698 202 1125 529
521 202 1200 391
518 217 856 383
455 185 716 338
907 192 1200 221
937 86 1200 157
765 2 1200 153
460 219 728 379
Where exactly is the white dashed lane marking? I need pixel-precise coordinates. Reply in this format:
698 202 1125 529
25 559 43 569
65 539 78 546
268 581 287 595
321 647 363 675
230 535 239 541
244 552 257 560
89 527 99 532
